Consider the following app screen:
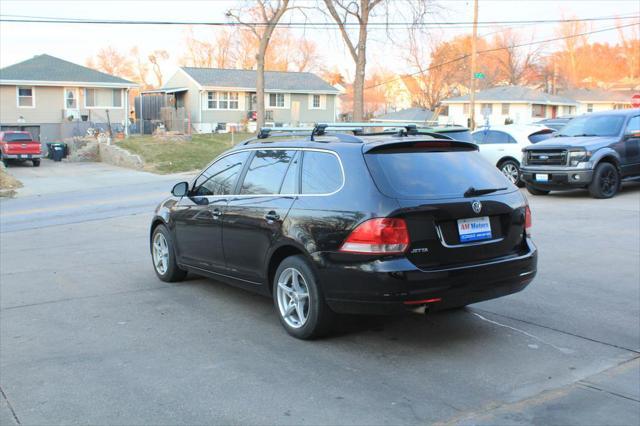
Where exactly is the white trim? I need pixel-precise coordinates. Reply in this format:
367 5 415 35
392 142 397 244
16 86 35 108
63 87 79 109
308 94 325 110
1 79 137 88
83 87 124 109
203 90 241 110
191 147 345 198
442 99 576 106
267 93 288 109
200 85 339 95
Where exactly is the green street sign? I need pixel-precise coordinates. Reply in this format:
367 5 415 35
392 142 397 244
474 72 485 79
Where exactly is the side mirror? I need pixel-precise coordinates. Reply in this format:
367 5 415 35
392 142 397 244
171 181 189 197
625 131 640 139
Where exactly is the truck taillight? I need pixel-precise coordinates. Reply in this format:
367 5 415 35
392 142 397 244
340 218 409 254
525 205 532 235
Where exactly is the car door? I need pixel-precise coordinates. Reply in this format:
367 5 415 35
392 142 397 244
223 149 299 283
477 130 512 166
620 115 640 176
172 151 250 272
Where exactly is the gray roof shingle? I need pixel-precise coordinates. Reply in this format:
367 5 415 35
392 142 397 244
443 85 576 105
181 67 339 92
376 107 434 122
558 88 633 103
0 54 136 86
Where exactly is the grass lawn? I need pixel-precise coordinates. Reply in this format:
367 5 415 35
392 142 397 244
116 132 254 174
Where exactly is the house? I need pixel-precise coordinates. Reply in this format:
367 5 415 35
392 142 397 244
438 85 577 127
152 67 340 133
375 107 436 124
558 88 633 115
0 54 138 142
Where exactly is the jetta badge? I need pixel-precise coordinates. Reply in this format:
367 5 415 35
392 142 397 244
472 201 482 214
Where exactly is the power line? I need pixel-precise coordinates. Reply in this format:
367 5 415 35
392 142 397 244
0 14 638 28
364 21 640 90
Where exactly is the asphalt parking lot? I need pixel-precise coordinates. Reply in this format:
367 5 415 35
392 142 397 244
1 160 639 425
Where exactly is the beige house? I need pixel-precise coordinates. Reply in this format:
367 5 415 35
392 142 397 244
559 88 634 115
439 86 577 127
0 54 137 142
148 67 340 133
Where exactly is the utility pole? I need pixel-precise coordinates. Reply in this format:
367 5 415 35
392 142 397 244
469 0 479 130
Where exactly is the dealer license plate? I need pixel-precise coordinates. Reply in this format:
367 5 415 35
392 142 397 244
535 173 549 182
457 216 492 243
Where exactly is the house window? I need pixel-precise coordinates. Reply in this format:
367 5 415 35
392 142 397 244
265 110 274 121
312 95 320 108
206 91 239 110
269 93 285 108
501 103 510 115
65 89 77 109
481 103 493 115
440 105 449 116
532 104 546 118
587 103 594 113
84 88 123 108
563 106 573 115
17 87 34 107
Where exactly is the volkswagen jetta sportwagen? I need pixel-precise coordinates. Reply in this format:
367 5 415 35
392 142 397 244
150 124 537 339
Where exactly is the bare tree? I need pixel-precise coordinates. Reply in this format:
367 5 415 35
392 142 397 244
227 1 292 128
322 0 385 122
489 29 540 85
148 50 169 87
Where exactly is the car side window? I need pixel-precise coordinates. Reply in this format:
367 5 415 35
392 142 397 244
301 151 343 194
626 116 640 134
472 131 486 144
240 150 297 195
280 151 300 194
192 151 249 196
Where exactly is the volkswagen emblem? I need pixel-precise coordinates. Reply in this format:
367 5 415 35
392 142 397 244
472 201 482 214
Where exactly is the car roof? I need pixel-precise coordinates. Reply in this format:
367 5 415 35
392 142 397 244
473 124 553 137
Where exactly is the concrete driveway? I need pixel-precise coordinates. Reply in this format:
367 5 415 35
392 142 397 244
0 161 638 425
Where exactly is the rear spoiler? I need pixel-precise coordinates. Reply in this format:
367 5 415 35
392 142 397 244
363 139 479 154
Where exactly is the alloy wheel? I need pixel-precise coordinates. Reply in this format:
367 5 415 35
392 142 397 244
600 168 618 197
152 232 170 275
501 163 519 184
276 267 310 328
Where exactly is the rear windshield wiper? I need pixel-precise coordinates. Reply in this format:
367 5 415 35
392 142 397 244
464 186 507 197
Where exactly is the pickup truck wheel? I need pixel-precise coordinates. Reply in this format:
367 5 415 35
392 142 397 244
274 255 334 340
151 224 187 282
589 162 619 199
526 185 550 196
499 160 522 187
32 159 40 167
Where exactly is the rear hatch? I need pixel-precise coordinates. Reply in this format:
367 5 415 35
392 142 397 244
2 133 40 155
364 141 528 269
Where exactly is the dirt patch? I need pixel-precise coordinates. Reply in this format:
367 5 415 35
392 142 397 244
0 163 23 197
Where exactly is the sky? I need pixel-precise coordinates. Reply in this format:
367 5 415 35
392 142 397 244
1 0 639 80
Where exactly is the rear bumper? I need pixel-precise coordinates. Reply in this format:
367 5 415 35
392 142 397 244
2 153 42 159
521 167 593 189
313 238 537 315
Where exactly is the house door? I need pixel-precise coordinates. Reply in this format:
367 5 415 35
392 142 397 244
551 106 557 118
291 101 300 125
64 88 80 120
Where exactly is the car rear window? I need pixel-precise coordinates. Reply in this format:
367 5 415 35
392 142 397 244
528 129 555 143
365 149 513 199
3 133 32 142
440 129 472 142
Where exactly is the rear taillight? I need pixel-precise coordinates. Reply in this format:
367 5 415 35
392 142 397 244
525 205 532 235
340 218 410 254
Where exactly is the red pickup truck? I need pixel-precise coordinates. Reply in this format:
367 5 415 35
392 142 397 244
0 131 42 167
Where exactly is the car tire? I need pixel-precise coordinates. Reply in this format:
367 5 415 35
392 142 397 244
526 185 550 196
273 255 334 340
588 162 619 199
151 224 187 282
32 159 40 167
499 159 522 187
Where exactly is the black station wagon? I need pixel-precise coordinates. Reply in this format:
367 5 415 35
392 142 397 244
150 123 538 339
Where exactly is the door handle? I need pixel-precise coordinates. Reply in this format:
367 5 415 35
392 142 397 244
211 208 223 219
264 211 280 222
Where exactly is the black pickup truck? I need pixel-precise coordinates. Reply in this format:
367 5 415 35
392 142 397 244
521 109 640 198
